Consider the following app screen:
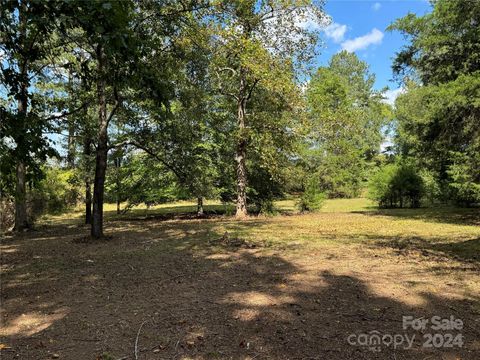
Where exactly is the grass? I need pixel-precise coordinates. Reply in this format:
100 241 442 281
2 198 480 359
37 197 480 261
38 197 376 225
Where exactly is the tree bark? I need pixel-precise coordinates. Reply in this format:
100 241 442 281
66 73 76 168
83 137 92 224
197 197 204 216
91 44 108 238
14 161 29 230
235 68 248 218
115 156 121 214
67 117 76 168
85 180 92 225
14 90 29 230
13 2 30 231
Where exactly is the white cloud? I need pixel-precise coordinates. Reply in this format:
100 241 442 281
340 28 384 52
382 87 405 106
323 22 347 43
372 2 381 11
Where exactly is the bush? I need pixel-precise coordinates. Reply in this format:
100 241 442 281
368 163 424 208
248 165 284 215
31 167 81 216
298 177 326 212
253 199 275 216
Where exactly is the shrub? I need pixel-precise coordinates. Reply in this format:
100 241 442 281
248 165 283 215
31 167 81 216
261 199 280 215
298 177 326 212
368 163 424 208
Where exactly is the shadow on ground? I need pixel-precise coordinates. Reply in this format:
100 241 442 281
1 218 479 360
352 207 480 227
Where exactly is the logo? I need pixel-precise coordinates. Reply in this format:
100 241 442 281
346 315 464 352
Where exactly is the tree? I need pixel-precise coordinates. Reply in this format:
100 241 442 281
210 0 327 217
389 0 480 85
0 0 75 230
304 51 390 198
103 2 221 217
390 0 480 205
61 0 145 237
368 162 424 208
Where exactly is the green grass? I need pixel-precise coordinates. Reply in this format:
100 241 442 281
39 197 376 224
37 197 480 262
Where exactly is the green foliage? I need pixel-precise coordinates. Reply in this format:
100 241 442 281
304 51 391 198
105 153 183 210
447 152 480 206
391 0 480 207
32 167 80 215
247 163 284 215
0 0 64 206
388 0 480 85
368 163 424 208
298 177 326 212
420 169 442 205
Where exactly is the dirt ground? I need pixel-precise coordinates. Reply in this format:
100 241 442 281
1 205 479 359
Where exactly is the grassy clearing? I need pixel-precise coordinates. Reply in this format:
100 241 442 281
2 198 480 359
38 197 376 225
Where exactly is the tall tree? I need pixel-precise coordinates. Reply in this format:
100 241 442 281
305 51 390 197
390 0 480 204
63 0 140 237
210 0 327 217
0 0 72 230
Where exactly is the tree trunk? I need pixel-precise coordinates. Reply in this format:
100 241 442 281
67 117 76 168
91 44 108 238
115 156 121 214
14 81 29 230
85 179 92 225
66 73 76 168
13 4 30 231
235 68 248 218
14 161 29 230
197 197 204 216
84 136 92 224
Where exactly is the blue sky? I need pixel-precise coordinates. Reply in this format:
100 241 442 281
317 0 432 103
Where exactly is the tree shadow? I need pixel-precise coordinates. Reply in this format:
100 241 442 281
352 207 480 227
1 221 479 359
356 233 480 264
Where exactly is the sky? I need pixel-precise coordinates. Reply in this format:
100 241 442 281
317 0 432 105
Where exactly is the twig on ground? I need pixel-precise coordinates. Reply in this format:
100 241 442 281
134 320 148 360
157 271 206 286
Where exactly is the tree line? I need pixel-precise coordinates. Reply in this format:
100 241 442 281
1 0 478 238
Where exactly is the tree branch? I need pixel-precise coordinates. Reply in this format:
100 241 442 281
246 79 259 101
106 87 121 126
44 102 88 121
113 140 186 182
